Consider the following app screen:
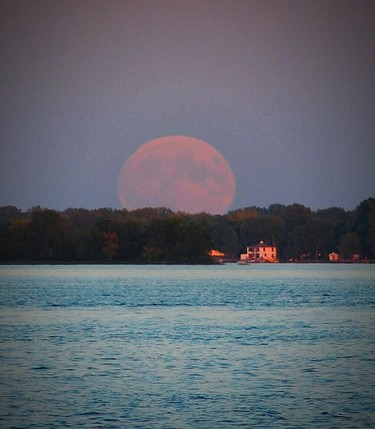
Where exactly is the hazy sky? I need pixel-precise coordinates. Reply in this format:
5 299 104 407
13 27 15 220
1 0 374 212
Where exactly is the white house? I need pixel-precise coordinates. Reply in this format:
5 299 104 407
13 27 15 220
240 241 278 263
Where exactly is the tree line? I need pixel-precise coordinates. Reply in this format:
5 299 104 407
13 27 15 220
0 197 374 263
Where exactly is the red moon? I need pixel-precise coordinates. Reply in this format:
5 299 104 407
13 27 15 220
117 135 236 214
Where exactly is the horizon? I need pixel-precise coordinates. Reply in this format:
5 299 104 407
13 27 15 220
1 196 373 215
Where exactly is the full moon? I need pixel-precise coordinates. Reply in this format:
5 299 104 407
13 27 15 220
117 135 236 214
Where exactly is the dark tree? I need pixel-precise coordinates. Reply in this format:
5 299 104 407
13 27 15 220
102 232 119 263
352 198 375 258
339 232 361 259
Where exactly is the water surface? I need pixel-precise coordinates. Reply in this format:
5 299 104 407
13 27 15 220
0 264 374 428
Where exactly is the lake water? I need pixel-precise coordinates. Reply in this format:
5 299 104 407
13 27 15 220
0 264 374 428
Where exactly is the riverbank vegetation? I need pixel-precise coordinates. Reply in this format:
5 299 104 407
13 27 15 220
0 198 374 264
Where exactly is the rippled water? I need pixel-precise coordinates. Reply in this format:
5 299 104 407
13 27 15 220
0 264 374 428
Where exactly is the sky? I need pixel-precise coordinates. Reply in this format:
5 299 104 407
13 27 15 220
1 0 374 213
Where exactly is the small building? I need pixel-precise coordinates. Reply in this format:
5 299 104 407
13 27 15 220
328 252 340 262
209 249 225 264
240 241 278 263
209 249 225 258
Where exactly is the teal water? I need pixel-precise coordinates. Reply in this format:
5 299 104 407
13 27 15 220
0 264 374 428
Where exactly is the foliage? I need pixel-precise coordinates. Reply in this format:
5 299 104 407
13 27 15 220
0 198 374 263
102 232 119 263
339 232 361 259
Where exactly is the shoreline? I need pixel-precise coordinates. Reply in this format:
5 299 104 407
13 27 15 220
1 260 374 266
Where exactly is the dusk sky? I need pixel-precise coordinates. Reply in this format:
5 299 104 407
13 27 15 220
1 0 374 212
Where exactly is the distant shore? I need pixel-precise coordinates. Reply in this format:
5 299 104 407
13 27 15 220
1 260 374 266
